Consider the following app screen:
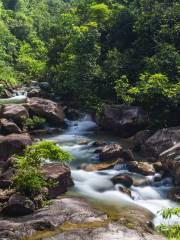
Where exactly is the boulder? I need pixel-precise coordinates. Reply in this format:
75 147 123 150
99 144 123 161
130 130 153 151
0 189 15 203
127 161 155 176
64 107 80 120
99 144 134 162
97 104 148 138
81 159 121 171
0 134 32 159
168 188 180 202
43 163 74 199
39 82 50 90
25 98 65 126
121 149 135 161
2 193 35 216
1 89 13 98
1 104 29 127
111 175 133 188
0 168 15 189
153 162 163 172
142 127 180 158
0 118 22 134
27 87 41 98
160 143 180 185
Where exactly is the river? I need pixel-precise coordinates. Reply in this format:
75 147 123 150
46 115 179 227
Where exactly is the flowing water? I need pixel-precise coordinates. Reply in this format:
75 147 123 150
47 115 179 227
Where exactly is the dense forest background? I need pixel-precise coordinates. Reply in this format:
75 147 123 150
0 0 179 127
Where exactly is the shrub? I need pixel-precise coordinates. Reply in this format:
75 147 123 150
13 167 46 196
13 140 73 197
25 116 46 131
157 208 180 240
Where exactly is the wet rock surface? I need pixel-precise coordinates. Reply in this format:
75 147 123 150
130 129 153 152
81 160 120 171
160 143 180 185
24 97 65 126
127 161 155 176
99 144 123 161
43 163 74 199
0 118 22 134
0 133 32 159
142 127 180 158
111 175 133 188
97 104 149 138
2 193 35 217
0 104 29 127
0 198 165 240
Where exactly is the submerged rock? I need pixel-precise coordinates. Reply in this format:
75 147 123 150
25 97 65 126
0 134 32 159
91 140 106 147
119 186 132 198
81 159 121 171
97 104 148 138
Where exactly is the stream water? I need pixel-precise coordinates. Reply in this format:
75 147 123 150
46 115 179 227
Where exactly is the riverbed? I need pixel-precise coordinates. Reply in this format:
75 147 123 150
46 115 179 227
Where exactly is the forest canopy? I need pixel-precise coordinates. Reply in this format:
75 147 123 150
0 0 179 126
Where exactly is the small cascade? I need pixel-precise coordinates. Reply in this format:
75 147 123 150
66 115 97 135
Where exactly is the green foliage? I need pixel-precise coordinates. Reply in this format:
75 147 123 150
0 0 179 126
25 116 46 131
13 140 73 196
13 167 46 196
157 208 180 240
89 3 111 24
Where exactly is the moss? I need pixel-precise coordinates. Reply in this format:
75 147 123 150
23 220 109 240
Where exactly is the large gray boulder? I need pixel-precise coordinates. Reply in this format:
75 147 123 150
97 105 148 138
142 127 180 158
43 163 74 199
99 144 134 162
2 193 35 216
0 118 22 134
0 134 32 159
160 143 180 185
24 98 65 126
0 104 29 127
